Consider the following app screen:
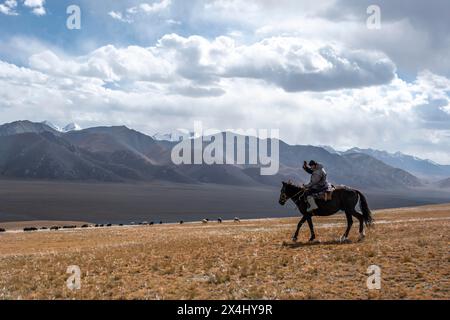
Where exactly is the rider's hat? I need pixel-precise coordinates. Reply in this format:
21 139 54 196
309 160 318 166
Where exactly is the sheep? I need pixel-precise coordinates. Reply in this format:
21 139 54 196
24 227 38 232
50 226 60 231
234 217 241 223
218 218 223 223
150 222 154 225
179 221 184 225
0 228 6 233
63 225 77 229
202 219 209 224
40 227 48 230
81 224 89 228
106 224 112 227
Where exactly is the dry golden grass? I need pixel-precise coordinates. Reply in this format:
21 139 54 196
0 204 449 300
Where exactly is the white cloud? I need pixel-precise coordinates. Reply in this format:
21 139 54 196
158 34 396 92
1 0 46 16
108 11 133 23
0 0 18 15
196 0 450 77
0 59 48 84
27 34 396 94
23 0 46 16
29 45 175 84
109 0 171 23
139 0 171 13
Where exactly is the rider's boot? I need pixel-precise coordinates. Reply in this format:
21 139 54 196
306 196 318 213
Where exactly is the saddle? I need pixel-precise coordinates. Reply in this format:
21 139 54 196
315 185 337 201
323 189 334 201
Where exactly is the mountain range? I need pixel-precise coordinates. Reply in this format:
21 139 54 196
0 120 448 190
342 147 450 181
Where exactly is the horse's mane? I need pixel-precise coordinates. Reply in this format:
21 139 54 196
284 180 303 188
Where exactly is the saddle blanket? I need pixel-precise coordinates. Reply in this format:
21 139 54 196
313 185 350 201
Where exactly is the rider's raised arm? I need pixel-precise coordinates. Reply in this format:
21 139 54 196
303 165 314 174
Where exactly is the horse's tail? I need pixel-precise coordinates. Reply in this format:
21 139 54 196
356 190 373 227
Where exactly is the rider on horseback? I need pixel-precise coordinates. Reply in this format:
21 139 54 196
302 160 331 213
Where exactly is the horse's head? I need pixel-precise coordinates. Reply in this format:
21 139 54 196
279 182 288 205
279 181 304 205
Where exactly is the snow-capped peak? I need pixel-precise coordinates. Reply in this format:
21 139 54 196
152 130 194 142
62 123 82 132
41 121 61 131
41 121 82 132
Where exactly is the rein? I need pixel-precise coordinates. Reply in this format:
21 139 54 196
290 188 306 202
282 186 306 208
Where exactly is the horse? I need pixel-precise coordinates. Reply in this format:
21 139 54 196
279 181 373 242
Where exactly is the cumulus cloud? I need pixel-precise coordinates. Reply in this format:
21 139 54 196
138 0 171 13
23 0 46 16
196 0 450 78
29 45 174 83
0 0 46 15
223 38 396 92
0 0 18 15
0 60 48 86
26 34 396 94
160 34 396 91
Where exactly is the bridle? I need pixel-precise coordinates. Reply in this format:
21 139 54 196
292 188 306 200
281 185 307 204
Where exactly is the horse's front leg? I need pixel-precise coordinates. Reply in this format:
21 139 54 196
292 216 307 242
306 216 316 242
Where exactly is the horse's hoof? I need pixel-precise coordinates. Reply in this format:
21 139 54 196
358 234 366 242
291 237 298 243
339 236 349 243
308 237 316 243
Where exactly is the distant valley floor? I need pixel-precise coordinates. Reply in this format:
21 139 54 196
0 180 449 224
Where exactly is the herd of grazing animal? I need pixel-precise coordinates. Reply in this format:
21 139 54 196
0 216 243 233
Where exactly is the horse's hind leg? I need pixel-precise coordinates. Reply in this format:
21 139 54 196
341 211 353 242
306 216 316 242
292 216 307 242
353 210 366 241
350 209 365 241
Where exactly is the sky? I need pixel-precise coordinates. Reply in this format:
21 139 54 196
0 0 449 164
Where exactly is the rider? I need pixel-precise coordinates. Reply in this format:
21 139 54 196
302 160 331 213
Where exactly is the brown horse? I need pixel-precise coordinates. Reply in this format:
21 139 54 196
279 182 373 242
